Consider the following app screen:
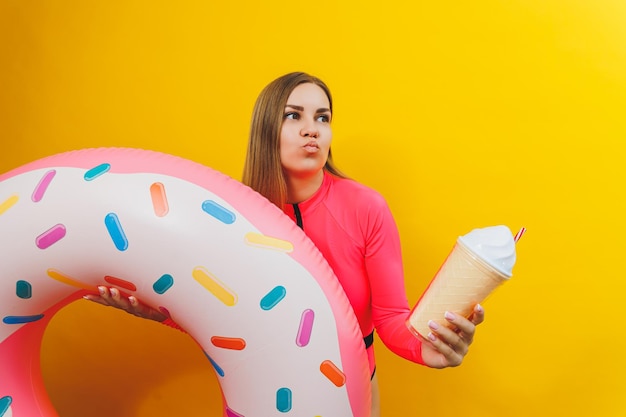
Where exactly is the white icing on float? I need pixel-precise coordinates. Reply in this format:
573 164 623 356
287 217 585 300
0 148 371 417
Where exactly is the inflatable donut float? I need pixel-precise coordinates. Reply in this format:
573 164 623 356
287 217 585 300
0 148 371 417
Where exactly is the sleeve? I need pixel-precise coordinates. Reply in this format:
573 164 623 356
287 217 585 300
362 193 425 366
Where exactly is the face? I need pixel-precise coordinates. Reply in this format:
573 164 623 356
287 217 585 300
279 82 332 180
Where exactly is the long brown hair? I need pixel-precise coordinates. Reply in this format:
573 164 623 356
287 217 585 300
242 72 347 208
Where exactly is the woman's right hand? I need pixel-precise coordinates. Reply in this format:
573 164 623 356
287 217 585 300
83 286 168 322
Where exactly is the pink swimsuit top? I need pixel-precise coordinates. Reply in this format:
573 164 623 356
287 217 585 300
282 171 424 374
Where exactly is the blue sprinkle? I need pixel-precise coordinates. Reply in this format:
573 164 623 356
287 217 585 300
276 388 292 413
205 352 225 377
153 274 174 294
260 286 286 311
16 280 32 299
0 396 12 416
84 163 111 181
104 213 128 251
202 200 235 224
3 314 44 324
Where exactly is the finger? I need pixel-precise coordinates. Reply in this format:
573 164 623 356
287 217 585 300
128 295 151 317
90 287 167 321
128 296 140 309
88 287 131 311
432 318 469 354
444 311 477 343
94 286 119 307
109 287 133 311
109 287 121 301
97 286 110 301
82 294 110 307
469 304 485 326
425 324 463 367
428 320 468 366
98 286 123 307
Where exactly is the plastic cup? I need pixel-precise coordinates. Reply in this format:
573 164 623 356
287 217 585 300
406 238 511 339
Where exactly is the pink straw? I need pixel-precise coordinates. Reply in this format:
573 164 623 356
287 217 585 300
513 227 526 243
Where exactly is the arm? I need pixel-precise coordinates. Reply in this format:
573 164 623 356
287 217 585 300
364 196 483 368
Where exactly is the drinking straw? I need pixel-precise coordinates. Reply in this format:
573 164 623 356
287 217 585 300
513 227 526 243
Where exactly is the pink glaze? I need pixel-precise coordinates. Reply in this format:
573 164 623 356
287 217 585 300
0 148 371 417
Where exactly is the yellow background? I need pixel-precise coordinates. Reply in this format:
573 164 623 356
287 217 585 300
1 1 625 416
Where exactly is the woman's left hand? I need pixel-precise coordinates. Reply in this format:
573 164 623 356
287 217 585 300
420 304 485 369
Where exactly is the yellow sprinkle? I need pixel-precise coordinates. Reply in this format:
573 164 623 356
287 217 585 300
192 266 237 306
0 194 19 216
47 269 96 290
244 232 294 253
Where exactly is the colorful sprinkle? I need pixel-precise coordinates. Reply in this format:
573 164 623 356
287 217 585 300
276 388 292 413
211 336 246 350
320 360 346 387
202 200 236 224
0 194 18 216
192 266 237 306
3 314 44 324
36 224 66 249
0 396 11 416
296 309 315 347
244 232 293 253
153 274 174 294
104 275 137 292
205 352 225 377
260 286 286 311
16 280 32 299
84 163 111 181
47 269 95 290
225 408 244 417
150 182 169 217
31 169 56 202
104 213 128 251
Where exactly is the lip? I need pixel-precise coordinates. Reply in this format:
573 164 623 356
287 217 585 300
303 141 319 152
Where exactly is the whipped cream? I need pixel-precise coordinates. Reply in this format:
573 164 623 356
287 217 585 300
457 225 516 277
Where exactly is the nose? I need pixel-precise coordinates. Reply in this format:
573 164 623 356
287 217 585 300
300 125 319 138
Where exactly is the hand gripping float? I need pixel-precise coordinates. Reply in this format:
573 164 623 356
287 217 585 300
0 148 371 417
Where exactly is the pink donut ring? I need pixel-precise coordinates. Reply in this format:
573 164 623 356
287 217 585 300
0 148 371 417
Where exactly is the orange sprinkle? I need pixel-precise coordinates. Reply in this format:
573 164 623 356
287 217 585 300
211 336 246 350
47 269 96 290
104 275 137 291
150 182 169 217
320 360 346 387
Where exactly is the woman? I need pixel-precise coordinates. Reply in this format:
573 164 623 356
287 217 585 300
86 72 485 416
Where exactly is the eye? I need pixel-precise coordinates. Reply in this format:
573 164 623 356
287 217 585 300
316 114 331 123
284 112 300 120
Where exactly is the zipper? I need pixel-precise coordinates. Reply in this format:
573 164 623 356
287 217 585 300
292 203 303 230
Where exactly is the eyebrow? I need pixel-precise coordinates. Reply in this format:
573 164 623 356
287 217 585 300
285 104 331 113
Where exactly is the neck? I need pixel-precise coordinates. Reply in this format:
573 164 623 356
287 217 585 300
285 170 325 204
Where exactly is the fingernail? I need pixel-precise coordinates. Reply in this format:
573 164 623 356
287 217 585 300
110 288 118 296
98 286 105 296
129 296 137 306
476 304 484 313
428 320 439 330
427 332 437 341
444 311 456 321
